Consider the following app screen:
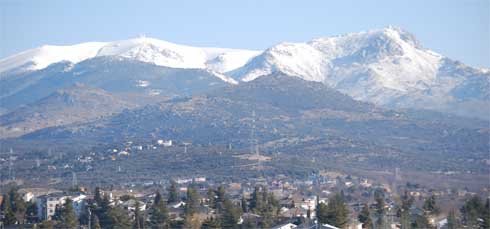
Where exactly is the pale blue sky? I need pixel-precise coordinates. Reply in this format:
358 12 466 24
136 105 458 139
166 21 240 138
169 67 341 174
1 0 489 67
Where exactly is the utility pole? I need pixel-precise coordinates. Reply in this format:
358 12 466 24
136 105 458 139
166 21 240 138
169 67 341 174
88 207 91 229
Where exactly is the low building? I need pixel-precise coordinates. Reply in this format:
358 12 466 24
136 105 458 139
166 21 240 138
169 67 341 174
36 193 87 220
121 199 146 213
157 139 172 147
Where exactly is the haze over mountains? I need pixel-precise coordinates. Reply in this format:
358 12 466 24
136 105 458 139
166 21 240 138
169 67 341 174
0 26 489 140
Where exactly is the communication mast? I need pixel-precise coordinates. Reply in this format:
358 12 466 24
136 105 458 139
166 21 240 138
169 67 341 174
250 110 259 157
183 142 191 153
72 172 78 188
8 148 15 181
395 167 401 181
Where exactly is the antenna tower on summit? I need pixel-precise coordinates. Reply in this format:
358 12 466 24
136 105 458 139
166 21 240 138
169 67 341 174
250 110 259 157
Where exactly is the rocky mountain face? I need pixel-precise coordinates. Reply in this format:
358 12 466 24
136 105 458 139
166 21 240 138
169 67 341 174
0 84 136 138
0 57 230 112
229 27 490 119
22 75 489 158
0 27 488 142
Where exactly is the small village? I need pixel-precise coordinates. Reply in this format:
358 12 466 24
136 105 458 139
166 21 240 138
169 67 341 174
1 163 488 228
1 138 489 228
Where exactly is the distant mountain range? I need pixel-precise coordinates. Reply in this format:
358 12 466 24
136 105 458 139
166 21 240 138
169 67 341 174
0 27 489 141
1 27 489 120
21 74 490 160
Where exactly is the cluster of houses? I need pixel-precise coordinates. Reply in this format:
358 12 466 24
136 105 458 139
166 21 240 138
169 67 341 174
109 139 173 158
4 169 472 229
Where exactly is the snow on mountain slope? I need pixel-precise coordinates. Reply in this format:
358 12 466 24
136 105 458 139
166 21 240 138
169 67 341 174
232 27 444 90
0 36 260 79
96 37 207 69
205 49 261 73
229 26 489 118
0 42 107 74
96 37 261 71
1 27 488 118
231 42 330 82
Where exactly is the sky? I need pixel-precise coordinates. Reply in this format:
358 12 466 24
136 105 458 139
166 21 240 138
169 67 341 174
1 0 489 68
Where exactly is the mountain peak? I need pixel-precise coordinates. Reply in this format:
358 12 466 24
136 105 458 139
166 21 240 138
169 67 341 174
378 26 421 48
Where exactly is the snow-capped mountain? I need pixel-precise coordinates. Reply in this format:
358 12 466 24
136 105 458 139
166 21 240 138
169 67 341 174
0 36 261 76
229 27 490 118
1 27 488 119
0 42 106 74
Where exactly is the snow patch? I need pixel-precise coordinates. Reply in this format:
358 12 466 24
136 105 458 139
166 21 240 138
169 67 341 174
136 80 150 88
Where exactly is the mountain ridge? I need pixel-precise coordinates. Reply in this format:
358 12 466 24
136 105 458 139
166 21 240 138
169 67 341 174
1 27 488 119
0 84 136 138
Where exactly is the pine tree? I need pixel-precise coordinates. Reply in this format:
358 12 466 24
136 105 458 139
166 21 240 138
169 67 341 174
316 202 329 224
26 200 38 222
358 203 373 228
207 188 216 209
150 191 169 228
374 189 386 229
412 213 430 229
216 186 226 204
400 190 414 229
483 199 490 229
460 195 484 228
221 198 242 228
216 185 226 212
91 214 102 229
317 193 349 228
154 190 162 205
167 181 179 203
8 188 27 224
107 206 132 228
267 192 279 215
57 198 78 228
400 211 412 229
94 187 103 205
95 194 112 228
241 196 248 213
133 200 142 229
185 185 200 216
446 209 458 229
423 195 439 215
260 210 274 228
1 194 17 225
327 193 350 228
250 186 264 214
400 209 411 229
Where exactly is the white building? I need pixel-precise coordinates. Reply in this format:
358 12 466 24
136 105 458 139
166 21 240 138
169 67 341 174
37 193 87 220
193 177 206 183
157 139 172 147
176 178 193 184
